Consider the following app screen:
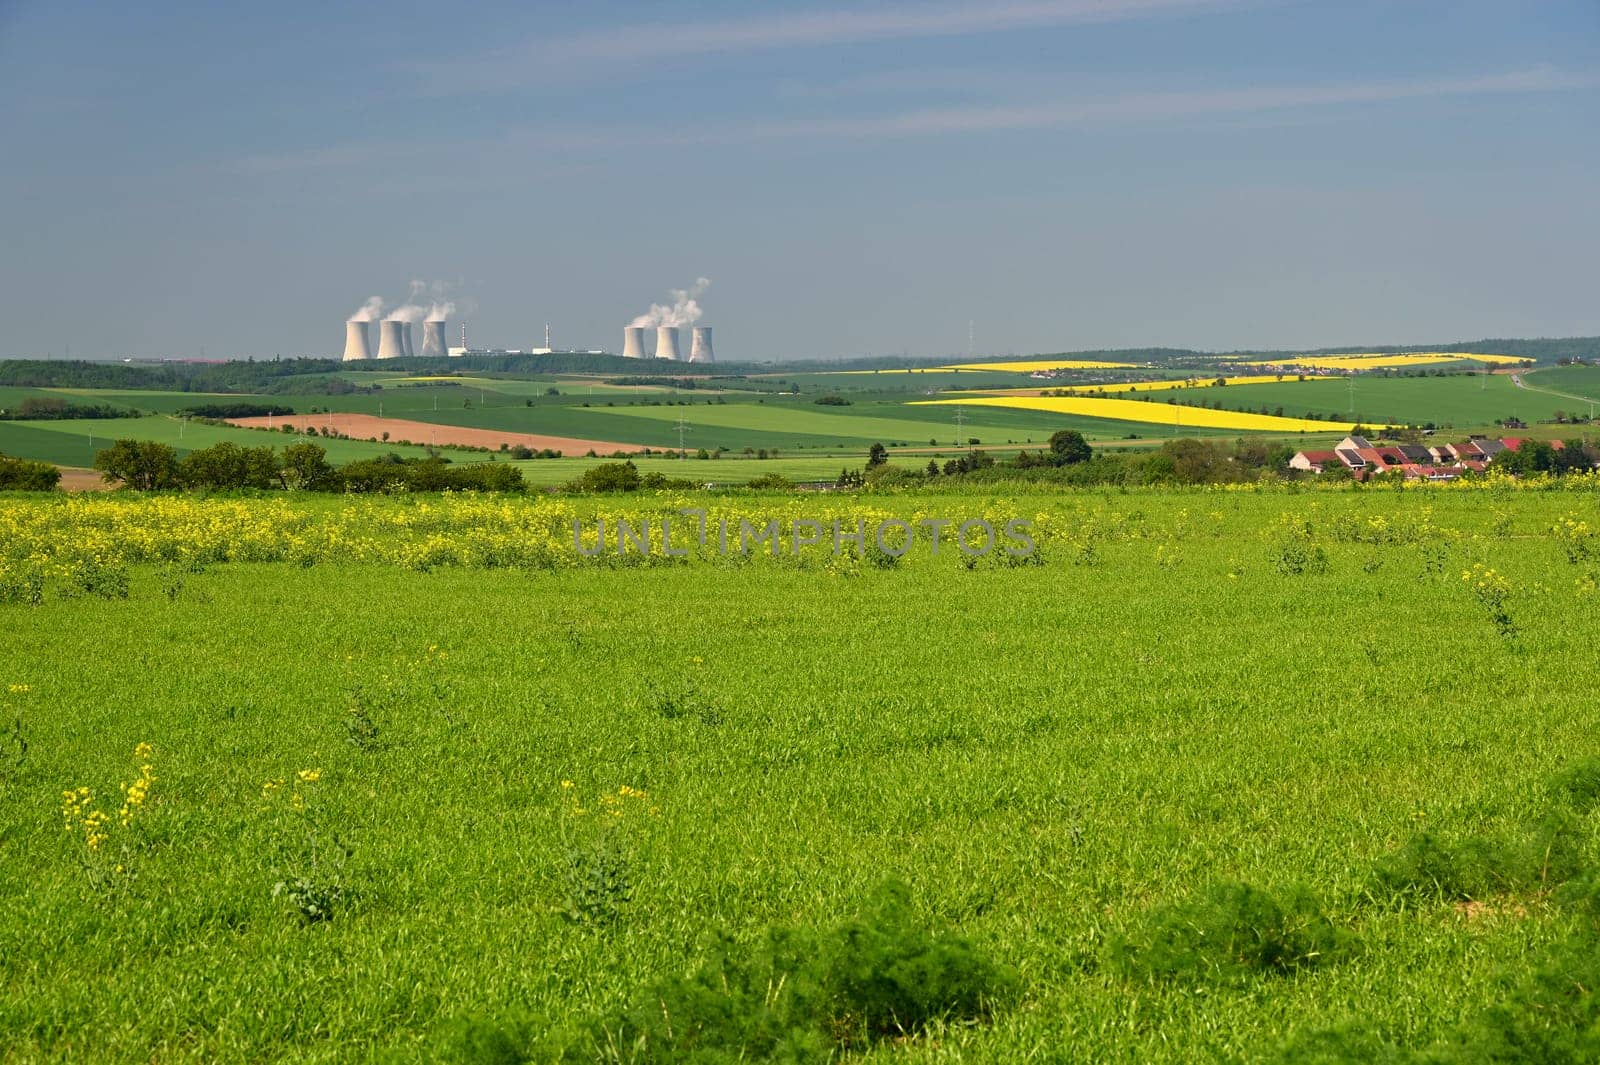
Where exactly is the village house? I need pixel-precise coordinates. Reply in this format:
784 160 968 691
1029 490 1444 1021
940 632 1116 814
1289 435 1532 481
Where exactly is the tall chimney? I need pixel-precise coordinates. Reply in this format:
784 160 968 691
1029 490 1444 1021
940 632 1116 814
690 326 714 364
622 326 648 358
422 320 447 358
401 321 415 358
377 319 406 359
654 326 682 361
342 321 373 362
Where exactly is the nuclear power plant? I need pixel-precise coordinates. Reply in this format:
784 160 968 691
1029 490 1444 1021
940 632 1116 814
342 321 373 361
654 326 682 361
421 320 447 358
690 326 714 364
340 279 717 361
376 320 407 360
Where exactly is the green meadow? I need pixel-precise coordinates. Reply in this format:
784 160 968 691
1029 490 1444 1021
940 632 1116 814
2 487 1599 1061
0 416 440 468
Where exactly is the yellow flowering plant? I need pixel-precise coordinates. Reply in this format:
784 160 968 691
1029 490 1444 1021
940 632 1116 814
60 742 156 885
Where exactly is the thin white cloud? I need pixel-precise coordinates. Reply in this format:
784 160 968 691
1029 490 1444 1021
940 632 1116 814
412 0 1248 93
550 0 1238 60
676 66 1600 142
230 68 1595 175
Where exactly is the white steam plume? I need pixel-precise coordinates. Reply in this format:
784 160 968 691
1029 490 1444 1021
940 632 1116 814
427 301 455 322
347 296 385 322
384 279 429 323
630 277 711 328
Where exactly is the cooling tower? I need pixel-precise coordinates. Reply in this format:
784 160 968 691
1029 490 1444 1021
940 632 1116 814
401 322 415 358
654 326 682 361
622 326 648 358
422 320 448 358
342 321 373 362
690 326 714 364
377 319 406 359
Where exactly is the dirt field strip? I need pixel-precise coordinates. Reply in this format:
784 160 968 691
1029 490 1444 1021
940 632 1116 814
227 413 638 456
55 467 115 492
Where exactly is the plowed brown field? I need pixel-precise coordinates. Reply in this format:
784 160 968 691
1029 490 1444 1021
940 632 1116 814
227 413 637 455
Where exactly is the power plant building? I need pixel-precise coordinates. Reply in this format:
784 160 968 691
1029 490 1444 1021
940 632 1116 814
421 320 447 358
377 319 407 360
690 326 714 363
622 326 648 358
654 326 682 361
342 321 373 362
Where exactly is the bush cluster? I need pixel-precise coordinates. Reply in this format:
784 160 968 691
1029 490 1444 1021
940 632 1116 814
446 880 1016 1063
91 439 527 493
0 397 136 420
0 454 61 490
1110 881 1347 985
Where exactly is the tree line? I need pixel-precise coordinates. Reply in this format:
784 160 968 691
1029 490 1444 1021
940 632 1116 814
91 440 525 493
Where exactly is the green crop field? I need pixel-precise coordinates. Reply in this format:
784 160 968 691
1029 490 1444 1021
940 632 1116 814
505 454 865 486
3 486 1600 1062
1161 372 1576 429
1520 366 1600 409
0 416 441 468
1 361 1594 489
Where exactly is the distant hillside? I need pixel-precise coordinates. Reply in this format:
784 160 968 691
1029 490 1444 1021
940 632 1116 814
1 337 1595 392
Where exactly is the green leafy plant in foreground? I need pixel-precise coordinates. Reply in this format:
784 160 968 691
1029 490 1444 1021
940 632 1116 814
1110 881 1347 984
448 879 1017 1063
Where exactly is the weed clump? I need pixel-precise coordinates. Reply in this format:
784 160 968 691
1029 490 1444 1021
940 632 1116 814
1368 832 1526 902
1272 937 1600 1063
1110 881 1346 985
1550 756 1600 812
449 880 1015 1063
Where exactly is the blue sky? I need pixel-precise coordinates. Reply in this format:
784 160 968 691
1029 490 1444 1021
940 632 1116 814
1 0 1596 361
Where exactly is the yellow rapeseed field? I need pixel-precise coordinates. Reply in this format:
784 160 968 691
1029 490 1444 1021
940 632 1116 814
938 359 1139 372
1241 352 1530 370
911 395 1352 432
946 374 1339 398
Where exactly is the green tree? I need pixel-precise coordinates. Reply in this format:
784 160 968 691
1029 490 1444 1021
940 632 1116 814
177 442 282 490
572 461 642 493
1047 429 1093 466
867 442 888 468
93 439 180 490
0 454 61 490
282 442 334 490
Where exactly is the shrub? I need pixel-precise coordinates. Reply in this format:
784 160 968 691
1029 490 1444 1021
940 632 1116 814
745 473 794 489
578 880 1016 1061
1110 881 1345 984
448 881 1016 1062
1368 832 1523 902
568 461 641 493
93 439 180 490
1550 756 1600 811
0 454 60 491
178 441 283 491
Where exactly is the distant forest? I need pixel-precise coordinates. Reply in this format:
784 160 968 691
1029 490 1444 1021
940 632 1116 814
0 337 1596 394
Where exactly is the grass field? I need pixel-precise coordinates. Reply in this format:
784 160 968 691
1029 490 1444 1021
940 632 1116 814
3 365 1595 485
1240 353 1532 370
1163 372 1590 429
3 487 1600 1061
0 416 441 468
914 395 1349 432
506 455 861 485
